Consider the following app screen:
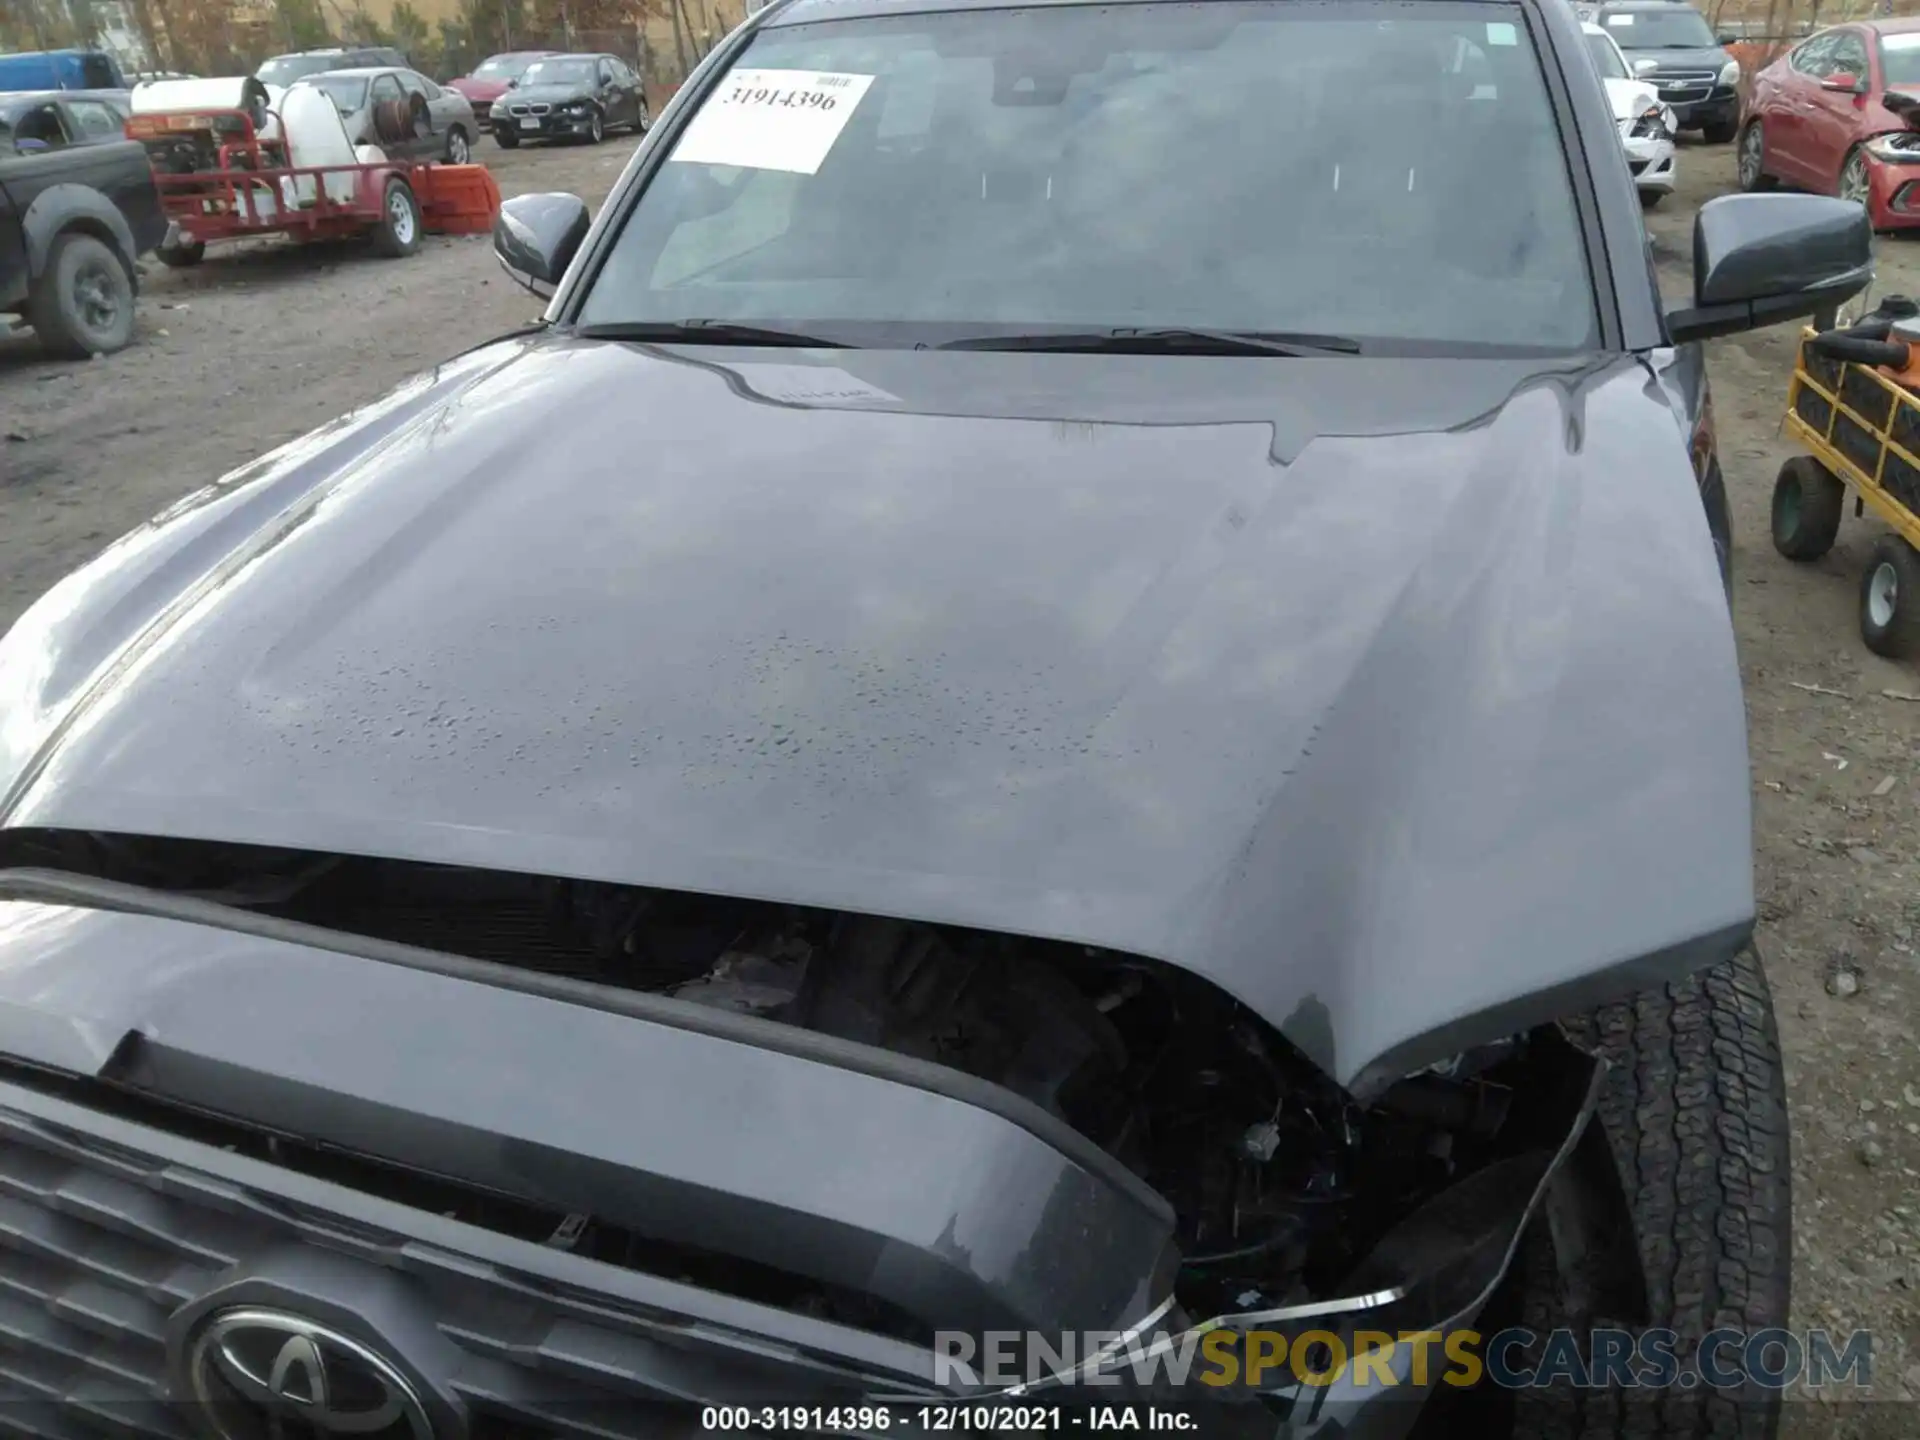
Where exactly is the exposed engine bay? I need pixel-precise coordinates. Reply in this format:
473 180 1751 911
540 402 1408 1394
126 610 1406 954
0 829 1587 1344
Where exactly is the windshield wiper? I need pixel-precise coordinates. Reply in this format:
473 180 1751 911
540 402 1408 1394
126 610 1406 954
939 327 1361 357
574 319 855 348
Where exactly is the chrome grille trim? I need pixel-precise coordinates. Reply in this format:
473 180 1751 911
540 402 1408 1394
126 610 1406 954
0 1081 948 1439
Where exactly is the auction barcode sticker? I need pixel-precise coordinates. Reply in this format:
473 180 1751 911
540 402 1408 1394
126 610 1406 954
669 68 877 175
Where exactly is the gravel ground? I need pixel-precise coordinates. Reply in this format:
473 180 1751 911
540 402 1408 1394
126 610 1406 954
3 128 1920 1427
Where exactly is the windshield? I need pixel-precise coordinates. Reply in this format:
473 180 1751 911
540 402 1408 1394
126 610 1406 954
1585 31 1631 77
520 59 596 86
578 2 1597 353
1883 32 1920 87
475 53 542 79
300 74 370 109
1597 8 1717 49
257 54 340 85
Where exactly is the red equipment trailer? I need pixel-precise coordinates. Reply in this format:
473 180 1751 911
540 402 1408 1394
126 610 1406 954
125 106 501 267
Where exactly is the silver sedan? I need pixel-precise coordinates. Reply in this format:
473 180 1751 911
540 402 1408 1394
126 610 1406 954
291 67 480 164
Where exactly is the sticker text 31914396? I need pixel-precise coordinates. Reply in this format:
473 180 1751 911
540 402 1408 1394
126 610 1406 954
668 68 877 175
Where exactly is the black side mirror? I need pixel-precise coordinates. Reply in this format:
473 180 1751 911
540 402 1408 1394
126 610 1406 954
494 191 591 298
1667 194 1872 344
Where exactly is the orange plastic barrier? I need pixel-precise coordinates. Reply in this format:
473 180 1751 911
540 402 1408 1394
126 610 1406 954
416 163 503 236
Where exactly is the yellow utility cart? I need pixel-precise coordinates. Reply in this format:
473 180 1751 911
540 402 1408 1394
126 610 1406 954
1777 322 1920 659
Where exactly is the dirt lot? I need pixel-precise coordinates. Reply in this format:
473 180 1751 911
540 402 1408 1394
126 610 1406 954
3 130 1920 1424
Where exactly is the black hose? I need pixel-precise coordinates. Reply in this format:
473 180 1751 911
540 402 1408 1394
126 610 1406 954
1806 333 1910 368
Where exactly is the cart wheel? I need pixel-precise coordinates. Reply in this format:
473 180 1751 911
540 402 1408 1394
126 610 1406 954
26 232 135 359
1771 455 1845 561
369 178 422 259
1861 537 1920 659
156 236 205 268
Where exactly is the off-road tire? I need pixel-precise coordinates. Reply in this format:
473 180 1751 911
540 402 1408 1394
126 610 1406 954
1771 456 1845 561
1511 946 1789 1440
1702 116 1739 145
1860 535 1920 659
26 232 135 359
369 178 421 259
155 236 205 268
1736 121 1776 192
494 127 520 149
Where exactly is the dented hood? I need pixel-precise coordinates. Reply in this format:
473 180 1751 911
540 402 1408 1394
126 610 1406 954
0 338 1754 1095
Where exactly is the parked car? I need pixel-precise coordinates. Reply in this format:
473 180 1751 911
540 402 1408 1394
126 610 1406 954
0 0 1870 1435
1593 0 1742 141
0 125 163 355
292 67 479 164
446 50 560 132
492 52 646 147
1583 19 1678 202
0 48 128 94
1739 18 1920 231
0 89 132 151
254 46 410 89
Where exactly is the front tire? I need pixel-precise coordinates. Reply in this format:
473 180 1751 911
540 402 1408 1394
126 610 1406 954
155 235 205 268
1841 146 1874 218
27 231 135 358
1861 535 1920 658
1638 188 1663 210
1702 115 1739 145
1512 946 1790 1440
1736 120 1776 192
445 125 471 164
1771 455 1845 561
586 107 605 144
494 127 520 149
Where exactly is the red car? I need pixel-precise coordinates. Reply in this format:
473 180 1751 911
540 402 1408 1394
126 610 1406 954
445 50 559 132
1740 18 1920 230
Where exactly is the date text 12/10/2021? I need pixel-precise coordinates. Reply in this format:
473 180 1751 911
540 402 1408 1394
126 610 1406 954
700 1407 1197 1432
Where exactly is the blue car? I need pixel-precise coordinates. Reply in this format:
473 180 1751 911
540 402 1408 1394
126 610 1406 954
0 49 128 94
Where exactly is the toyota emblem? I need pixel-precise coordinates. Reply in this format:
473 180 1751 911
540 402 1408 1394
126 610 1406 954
184 1308 434 1440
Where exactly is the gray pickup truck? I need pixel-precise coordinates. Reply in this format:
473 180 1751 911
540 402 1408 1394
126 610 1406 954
0 110 165 358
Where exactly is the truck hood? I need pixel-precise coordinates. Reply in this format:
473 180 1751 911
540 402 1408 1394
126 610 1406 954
0 338 1754 1095
1623 43 1732 74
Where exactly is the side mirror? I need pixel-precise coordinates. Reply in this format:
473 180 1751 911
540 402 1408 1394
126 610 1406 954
493 191 591 298
1667 194 1872 343
1633 57 1660 78
1715 31 1737 45
1822 71 1867 94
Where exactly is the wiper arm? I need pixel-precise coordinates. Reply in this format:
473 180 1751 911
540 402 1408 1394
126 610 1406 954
939 327 1361 357
574 319 855 348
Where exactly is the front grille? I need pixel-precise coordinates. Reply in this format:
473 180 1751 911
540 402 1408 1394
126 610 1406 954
1653 71 1715 102
0 1089 938 1438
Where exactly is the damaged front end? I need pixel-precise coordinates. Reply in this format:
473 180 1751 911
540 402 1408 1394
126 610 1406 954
0 834 1616 1433
1861 93 1920 222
